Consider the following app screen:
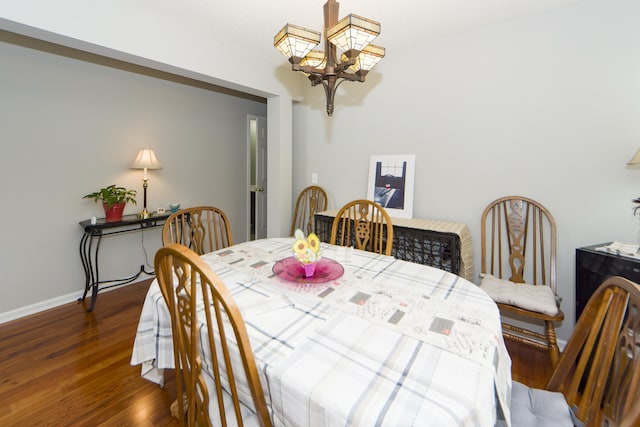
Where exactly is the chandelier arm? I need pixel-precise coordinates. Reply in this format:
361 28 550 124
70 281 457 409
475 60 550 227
320 79 334 116
308 74 323 87
335 71 363 82
333 77 350 92
333 48 360 74
321 76 352 116
333 56 357 74
293 63 325 75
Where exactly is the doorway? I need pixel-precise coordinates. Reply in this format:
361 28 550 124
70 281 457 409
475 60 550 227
248 115 267 240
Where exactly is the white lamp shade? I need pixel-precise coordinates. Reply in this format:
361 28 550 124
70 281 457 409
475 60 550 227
274 24 321 61
347 44 385 72
130 149 162 170
628 148 640 166
327 14 380 54
300 50 327 69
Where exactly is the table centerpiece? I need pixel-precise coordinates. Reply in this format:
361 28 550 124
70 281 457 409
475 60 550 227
292 229 321 277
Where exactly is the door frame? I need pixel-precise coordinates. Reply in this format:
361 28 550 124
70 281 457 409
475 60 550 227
247 114 267 240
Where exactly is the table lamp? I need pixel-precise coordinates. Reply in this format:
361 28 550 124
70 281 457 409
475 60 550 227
130 149 162 219
628 148 640 217
627 148 640 167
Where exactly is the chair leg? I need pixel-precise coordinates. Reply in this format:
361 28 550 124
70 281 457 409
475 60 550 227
545 320 560 368
170 393 189 420
170 398 180 419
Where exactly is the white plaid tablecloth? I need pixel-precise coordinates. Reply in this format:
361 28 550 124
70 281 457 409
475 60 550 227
131 238 511 427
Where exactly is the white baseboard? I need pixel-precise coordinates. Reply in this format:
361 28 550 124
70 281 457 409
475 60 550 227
0 282 140 324
0 291 83 324
558 338 567 351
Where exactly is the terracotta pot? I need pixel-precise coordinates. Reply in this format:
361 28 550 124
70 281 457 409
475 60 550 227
103 202 126 222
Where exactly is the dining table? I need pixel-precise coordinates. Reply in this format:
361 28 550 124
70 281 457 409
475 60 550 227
131 238 512 427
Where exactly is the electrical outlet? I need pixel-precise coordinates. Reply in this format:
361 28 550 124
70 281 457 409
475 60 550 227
311 173 318 184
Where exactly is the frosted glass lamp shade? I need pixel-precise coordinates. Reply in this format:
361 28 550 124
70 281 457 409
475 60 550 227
274 24 321 62
300 50 327 69
348 44 385 73
327 14 380 55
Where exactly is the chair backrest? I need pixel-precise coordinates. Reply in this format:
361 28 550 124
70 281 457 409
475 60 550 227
155 244 272 427
329 199 393 256
546 276 640 427
163 206 233 255
290 185 328 236
480 196 557 292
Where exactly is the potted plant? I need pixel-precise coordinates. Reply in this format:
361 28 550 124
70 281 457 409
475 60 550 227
83 184 137 221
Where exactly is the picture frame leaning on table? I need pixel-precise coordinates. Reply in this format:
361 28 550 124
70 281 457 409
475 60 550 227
367 154 416 219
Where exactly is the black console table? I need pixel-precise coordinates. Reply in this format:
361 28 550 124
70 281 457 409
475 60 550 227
575 243 640 322
314 210 474 281
79 212 171 312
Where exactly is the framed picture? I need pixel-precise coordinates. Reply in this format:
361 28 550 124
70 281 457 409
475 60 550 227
366 154 416 219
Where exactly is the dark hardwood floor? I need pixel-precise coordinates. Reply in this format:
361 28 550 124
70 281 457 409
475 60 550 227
505 335 553 390
0 279 178 426
0 279 552 426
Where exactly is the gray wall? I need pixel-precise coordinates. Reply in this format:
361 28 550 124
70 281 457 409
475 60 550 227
292 0 640 342
0 31 266 318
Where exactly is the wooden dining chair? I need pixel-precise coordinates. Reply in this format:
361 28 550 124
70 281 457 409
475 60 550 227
290 185 328 236
329 199 393 256
163 206 233 255
155 244 272 427
480 196 564 368
503 276 640 427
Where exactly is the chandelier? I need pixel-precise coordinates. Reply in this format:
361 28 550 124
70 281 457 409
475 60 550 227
274 0 385 116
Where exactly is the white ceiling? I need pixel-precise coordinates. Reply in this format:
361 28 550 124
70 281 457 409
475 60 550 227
164 0 582 60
